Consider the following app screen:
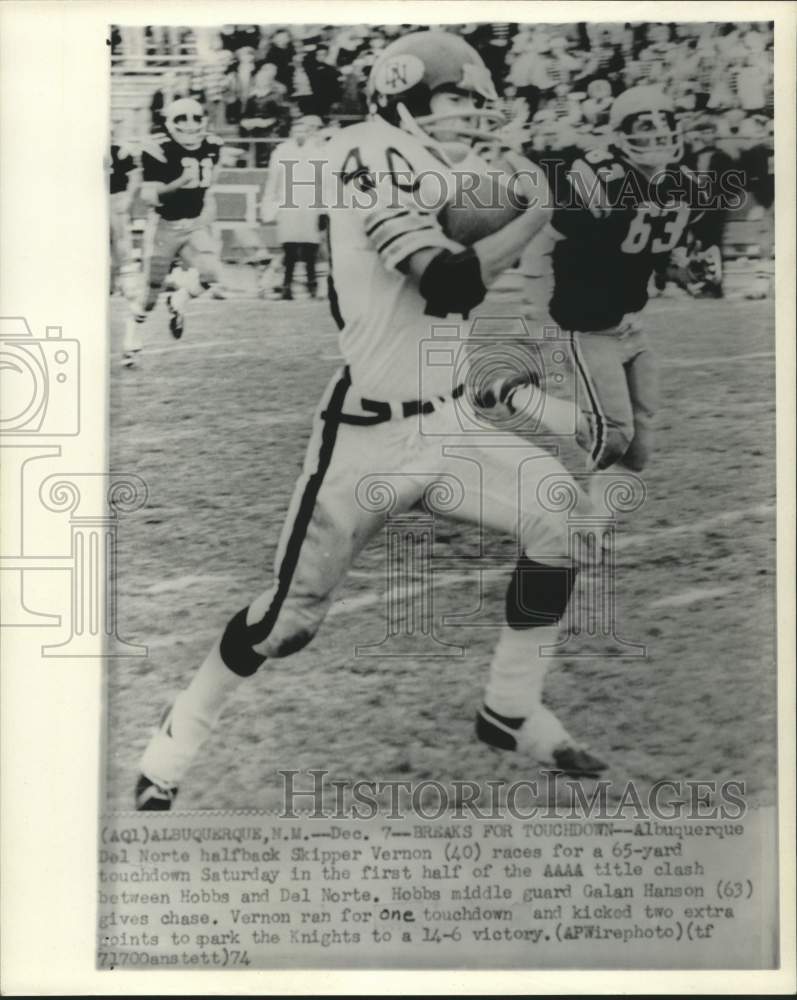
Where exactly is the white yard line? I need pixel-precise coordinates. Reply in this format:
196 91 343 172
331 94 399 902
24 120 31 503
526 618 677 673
134 501 774 652
136 335 775 370
614 501 773 551
660 351 774 369
648 587 731 609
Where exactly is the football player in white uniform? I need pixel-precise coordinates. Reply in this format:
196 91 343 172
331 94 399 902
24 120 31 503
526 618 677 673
135 31 607 810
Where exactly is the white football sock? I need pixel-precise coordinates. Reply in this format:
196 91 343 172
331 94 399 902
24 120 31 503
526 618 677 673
169 286 191 313
484 623 560 718
139 638 244 787
122 315 142 353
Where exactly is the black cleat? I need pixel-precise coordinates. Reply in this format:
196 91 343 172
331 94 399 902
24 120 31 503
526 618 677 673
135 773 178 811
550 746 608 779
477 705 608 778
166 295 184 339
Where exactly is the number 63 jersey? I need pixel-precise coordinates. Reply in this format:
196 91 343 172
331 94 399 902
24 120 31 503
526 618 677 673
539 147 705 332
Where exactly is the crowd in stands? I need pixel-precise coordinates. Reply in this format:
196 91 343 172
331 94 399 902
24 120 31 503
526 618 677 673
111 21 774 197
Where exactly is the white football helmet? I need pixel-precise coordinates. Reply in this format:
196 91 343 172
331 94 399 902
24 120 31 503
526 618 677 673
367 30 505 151
164 98 207 150
610 86 683 169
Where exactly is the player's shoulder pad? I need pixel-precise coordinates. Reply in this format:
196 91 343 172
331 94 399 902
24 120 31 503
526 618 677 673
140 134 170 162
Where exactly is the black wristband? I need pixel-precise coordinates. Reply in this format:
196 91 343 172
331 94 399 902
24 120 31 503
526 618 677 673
419 247 488 318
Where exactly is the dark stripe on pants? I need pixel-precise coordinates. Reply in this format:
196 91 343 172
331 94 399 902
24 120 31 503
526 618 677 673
220 368 351 673
326 230 345 331
569 334 605 466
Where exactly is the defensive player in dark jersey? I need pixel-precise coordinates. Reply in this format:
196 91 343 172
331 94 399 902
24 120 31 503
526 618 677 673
502 87 706 485
127 98 226 361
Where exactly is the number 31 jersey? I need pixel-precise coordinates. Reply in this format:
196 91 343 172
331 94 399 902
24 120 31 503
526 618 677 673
323 118 463 401
141 135 223 221
538 147 704 332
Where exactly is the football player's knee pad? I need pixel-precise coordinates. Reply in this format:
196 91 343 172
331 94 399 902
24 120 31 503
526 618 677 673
219 608 266 677
506 557 576 630
219 597 326 675
593 425 634 471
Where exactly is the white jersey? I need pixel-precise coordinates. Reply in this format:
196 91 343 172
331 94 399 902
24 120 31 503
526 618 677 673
324 118 466 401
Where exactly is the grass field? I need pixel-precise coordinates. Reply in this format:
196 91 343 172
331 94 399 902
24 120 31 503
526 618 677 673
106 283 776 812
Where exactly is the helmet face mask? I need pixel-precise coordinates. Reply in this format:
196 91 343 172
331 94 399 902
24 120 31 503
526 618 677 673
412 88 504 147
368 31 504 155
618 110 683 169
609 86 683 170
165 98 207 150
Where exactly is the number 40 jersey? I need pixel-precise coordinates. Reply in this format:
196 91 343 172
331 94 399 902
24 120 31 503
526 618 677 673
538 147 705 332
323 118 465 401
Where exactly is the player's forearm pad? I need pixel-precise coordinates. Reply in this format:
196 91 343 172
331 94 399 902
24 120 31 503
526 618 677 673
419 248 487 317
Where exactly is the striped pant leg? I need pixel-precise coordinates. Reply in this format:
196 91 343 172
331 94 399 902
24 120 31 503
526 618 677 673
621 330 659 472
218 369 412 674
568 331 636 471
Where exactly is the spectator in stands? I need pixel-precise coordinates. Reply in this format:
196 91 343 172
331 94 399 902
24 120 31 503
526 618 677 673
261 116 325 300
239 63 291 166
199 40 234 132
220 25 261 54
506 33 559 119
302 44 342 118
736 52 770 115
263 28 296 91
337 63 369 118
581 78 613 128
223 47 260 125
737 115 774 217
585 27 626 85
684 115 736 291
330 26 369 68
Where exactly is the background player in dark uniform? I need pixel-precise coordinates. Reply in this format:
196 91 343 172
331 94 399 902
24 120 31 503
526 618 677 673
109 139 143 364
514 86 706 487
129 97 225 358
678 115 736 297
